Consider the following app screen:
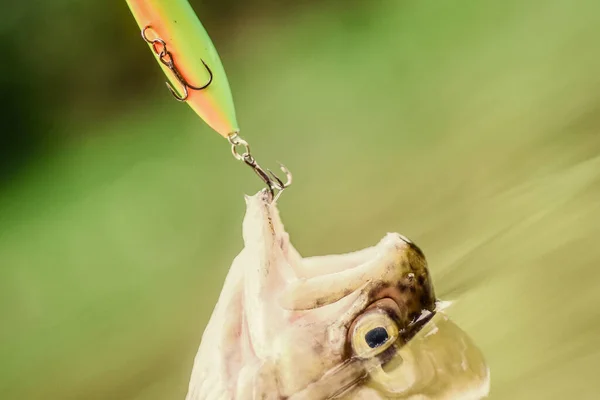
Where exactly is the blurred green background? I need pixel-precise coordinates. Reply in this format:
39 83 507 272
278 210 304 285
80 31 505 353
1 0 600 398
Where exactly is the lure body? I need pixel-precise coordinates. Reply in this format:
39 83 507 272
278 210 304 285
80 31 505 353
126 0 239 137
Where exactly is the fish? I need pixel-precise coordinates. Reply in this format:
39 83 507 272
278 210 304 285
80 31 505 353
185 190 490 399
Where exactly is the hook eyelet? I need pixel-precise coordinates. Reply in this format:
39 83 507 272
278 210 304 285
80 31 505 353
228 133 292 202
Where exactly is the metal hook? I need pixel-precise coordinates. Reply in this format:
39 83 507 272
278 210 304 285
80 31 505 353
163 57 213 102
141 26 213 101
229 133 292 202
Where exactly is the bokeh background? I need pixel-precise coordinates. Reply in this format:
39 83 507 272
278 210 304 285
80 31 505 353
2 0 600 399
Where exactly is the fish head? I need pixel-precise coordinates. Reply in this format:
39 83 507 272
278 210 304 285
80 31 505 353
186 191 489 399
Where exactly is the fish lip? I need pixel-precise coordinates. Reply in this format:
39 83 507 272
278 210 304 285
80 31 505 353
399 309 437 345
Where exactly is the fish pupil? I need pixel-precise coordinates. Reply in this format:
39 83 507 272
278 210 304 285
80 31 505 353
365 327 389 348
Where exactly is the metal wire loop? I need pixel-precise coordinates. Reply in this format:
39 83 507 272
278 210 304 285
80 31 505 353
141 26 213 101
229 134 251 161
228 133 292 202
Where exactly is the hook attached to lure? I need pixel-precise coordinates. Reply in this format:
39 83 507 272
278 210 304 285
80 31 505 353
125 0 292 201
141 26 213 101
229 133 292 201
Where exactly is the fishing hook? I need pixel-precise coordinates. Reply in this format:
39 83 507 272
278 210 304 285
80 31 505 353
141 26 213 101
228 133 292 202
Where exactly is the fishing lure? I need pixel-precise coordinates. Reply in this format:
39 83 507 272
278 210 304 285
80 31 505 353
125 0 291 200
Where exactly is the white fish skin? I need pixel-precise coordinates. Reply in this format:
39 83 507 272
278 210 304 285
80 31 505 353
185 191 490 400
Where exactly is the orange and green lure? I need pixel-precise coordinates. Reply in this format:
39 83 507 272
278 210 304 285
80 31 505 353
126 0 239 137
126 0 291 200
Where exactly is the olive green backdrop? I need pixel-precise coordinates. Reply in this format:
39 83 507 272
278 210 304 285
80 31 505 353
1 0 599 399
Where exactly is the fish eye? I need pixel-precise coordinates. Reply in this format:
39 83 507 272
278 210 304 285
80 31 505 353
350 309 399 359
365 327 389 348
